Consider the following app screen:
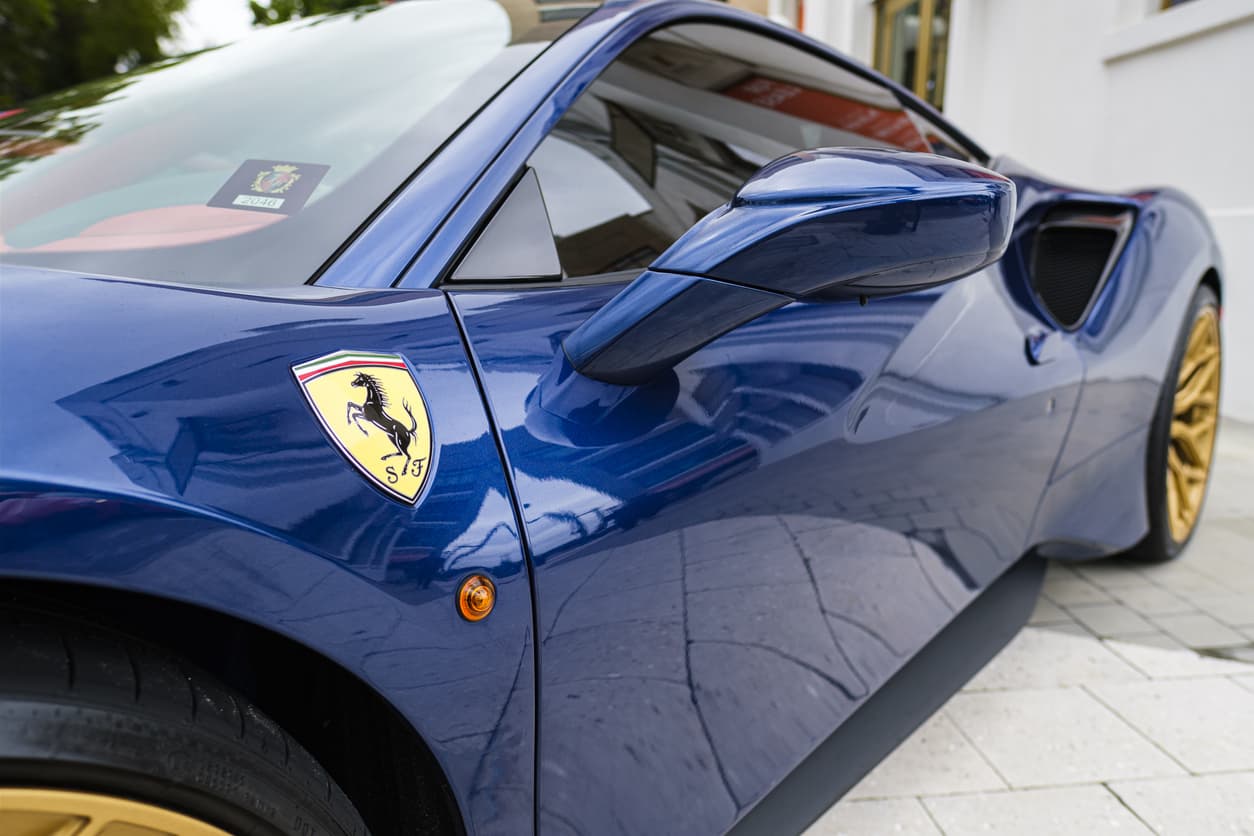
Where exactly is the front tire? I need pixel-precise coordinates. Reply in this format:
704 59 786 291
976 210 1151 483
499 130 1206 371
0 610 369 836
1127 284 1222 562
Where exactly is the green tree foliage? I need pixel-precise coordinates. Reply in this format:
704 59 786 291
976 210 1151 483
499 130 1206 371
250 0 371 26
0 0 188 107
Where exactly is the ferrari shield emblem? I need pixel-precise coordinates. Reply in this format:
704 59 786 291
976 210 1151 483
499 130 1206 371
293 350 433 503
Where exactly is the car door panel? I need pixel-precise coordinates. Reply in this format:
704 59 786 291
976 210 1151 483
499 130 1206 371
434 17 1087 834
452 264 1080 832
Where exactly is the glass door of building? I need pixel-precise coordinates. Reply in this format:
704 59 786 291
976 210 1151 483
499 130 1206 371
875 0 950 110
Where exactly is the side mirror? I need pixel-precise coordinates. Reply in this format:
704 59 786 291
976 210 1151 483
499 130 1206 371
563 148 1015 385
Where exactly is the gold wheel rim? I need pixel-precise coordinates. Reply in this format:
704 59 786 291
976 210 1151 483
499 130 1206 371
1166 306 1221 543
0 788 233 836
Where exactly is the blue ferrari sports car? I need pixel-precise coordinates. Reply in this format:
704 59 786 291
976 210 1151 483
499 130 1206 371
0 1 1225 834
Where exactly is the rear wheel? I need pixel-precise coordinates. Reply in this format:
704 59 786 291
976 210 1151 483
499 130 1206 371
1127 284 1222 562
0 610 370 836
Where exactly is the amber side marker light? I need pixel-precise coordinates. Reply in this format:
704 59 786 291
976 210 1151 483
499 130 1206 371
458 575 496 622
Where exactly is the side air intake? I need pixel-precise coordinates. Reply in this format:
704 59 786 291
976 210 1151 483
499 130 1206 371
1030 205 1133 328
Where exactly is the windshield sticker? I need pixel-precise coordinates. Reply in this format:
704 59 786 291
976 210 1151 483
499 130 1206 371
208 159 328 214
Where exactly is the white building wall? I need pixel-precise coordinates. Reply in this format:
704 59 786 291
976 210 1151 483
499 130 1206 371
805 0 1254 419
801 0 876 63
1099 10 1254 422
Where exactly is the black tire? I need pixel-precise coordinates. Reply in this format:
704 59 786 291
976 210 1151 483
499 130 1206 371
1125 283 1221 562
0 608 370 836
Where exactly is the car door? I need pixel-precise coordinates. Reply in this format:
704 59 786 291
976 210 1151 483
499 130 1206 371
445 22 1083 835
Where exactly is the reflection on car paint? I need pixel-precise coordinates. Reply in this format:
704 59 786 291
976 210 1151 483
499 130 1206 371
0 268 533 835
453 258 1084 833
0 0 1225 831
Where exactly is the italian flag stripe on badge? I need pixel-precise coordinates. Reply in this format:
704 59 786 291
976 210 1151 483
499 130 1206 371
292 350 408 382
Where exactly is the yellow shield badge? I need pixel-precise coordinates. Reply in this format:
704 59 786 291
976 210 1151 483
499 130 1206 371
293 350 434 503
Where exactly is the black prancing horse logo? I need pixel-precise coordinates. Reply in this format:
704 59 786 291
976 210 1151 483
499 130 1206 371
346 372 418 471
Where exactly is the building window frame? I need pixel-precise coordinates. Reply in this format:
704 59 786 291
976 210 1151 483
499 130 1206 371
874 0 949 109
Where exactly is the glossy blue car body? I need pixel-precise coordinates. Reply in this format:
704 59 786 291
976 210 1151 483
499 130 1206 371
0 1 1223 834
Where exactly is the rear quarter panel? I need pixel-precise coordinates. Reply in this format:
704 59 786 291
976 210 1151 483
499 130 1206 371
995 162 1225 555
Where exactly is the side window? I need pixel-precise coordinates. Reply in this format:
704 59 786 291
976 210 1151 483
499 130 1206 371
904 107 978 161
528 23 964 279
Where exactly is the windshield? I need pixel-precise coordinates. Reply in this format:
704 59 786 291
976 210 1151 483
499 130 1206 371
0 0 580 288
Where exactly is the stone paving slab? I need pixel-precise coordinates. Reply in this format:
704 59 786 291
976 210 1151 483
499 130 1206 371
1041 572 1113 606
806 419 1254 834
1189 594 1254 628
960 627 1143 692
1087 677 1254 773
1074 563 1153 589
1102 584 1195 617
1027 596 1071 625
1149 612 1247 648
846 712 1005 799
1068 602 1156 637
1108 774 1254 836
944 687 1183 787
807 798 941 835
923 786 1154 835
1104 633 1252 679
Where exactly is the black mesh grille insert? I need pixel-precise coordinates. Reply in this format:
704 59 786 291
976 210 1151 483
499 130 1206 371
1032 225 1117 327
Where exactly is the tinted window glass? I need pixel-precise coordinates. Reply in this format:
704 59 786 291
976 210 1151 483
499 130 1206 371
528 23 970 278
904 107 975 161
0 0 588 288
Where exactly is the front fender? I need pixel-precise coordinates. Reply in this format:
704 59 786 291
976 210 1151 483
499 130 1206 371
0 267 533 836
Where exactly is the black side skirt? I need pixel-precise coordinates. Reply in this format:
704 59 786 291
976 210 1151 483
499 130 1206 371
729 556 1046 836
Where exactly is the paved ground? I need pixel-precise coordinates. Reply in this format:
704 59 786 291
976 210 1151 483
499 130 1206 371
807 419 1254 836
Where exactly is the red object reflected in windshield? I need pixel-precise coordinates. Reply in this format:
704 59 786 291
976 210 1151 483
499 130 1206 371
0 205 282 253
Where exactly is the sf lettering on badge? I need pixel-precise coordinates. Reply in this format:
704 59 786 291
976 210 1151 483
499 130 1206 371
208 159 329 215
